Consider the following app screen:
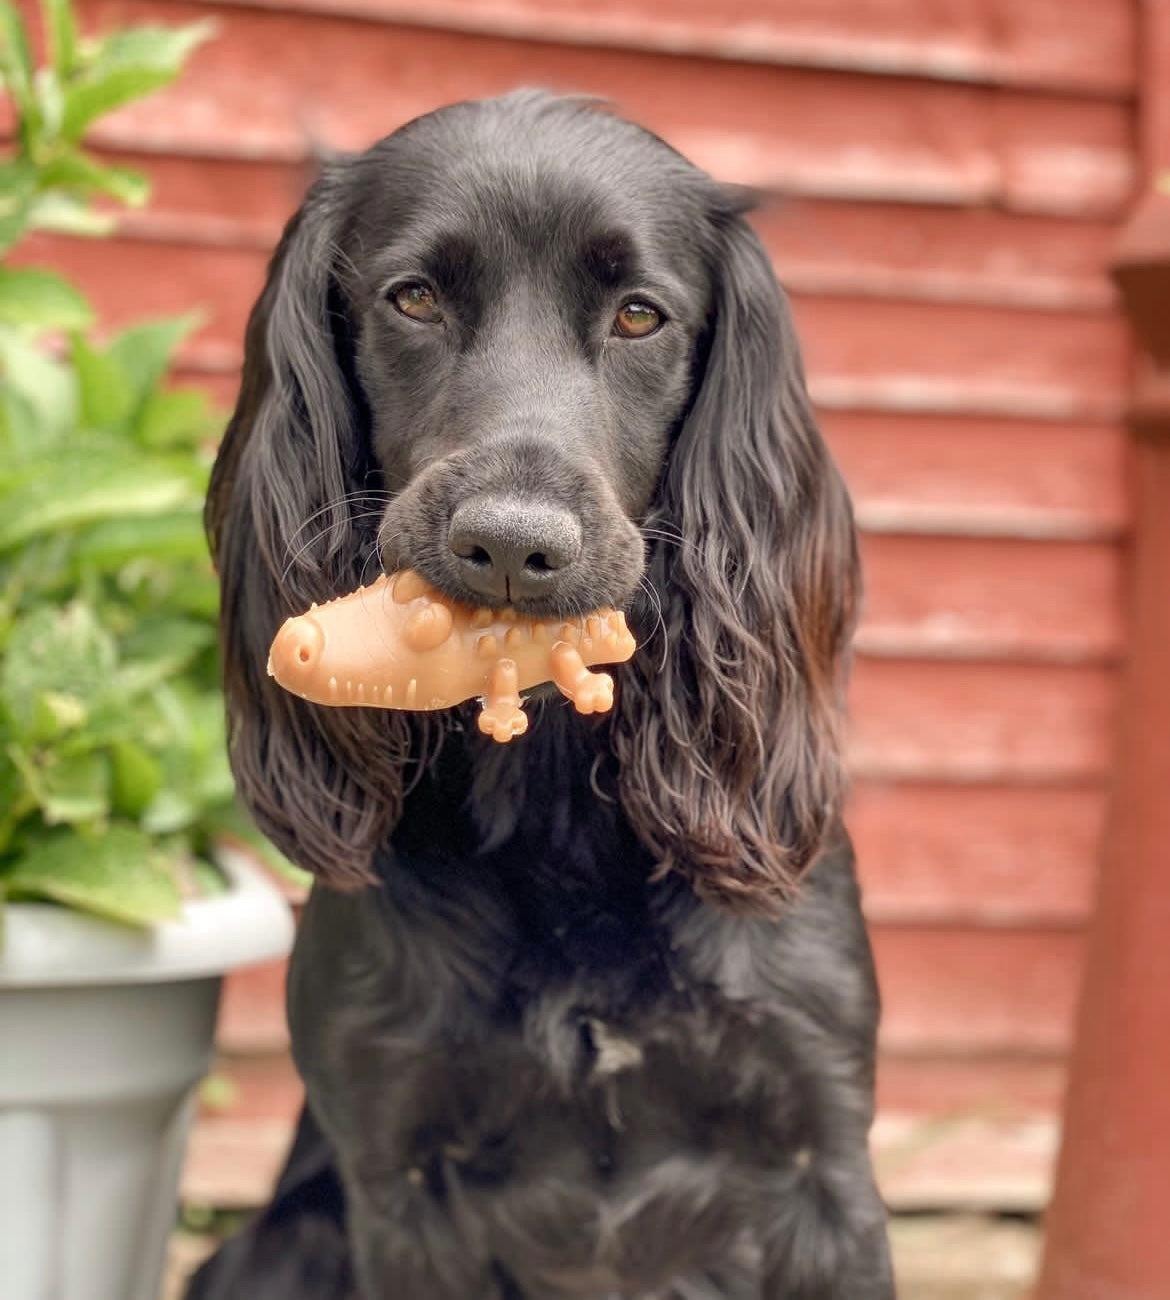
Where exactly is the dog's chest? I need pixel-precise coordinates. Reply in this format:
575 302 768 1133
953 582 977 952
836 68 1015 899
290 853 829 1297
383 921 803 1196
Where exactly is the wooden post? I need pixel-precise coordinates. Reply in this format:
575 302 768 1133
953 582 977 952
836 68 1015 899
1035 2 1170 1295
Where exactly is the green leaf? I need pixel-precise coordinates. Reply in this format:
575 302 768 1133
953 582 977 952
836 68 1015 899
2 692 89 752
0 159 37 198
0 158 36 254
38 691 88 734
119 614 215 665
0 266 93 330
71 332 134 430
1 603 117 739
0 1 35 120
0 449 199 551
0 325 78 446
25 191 116 237
0 206 29 257
71 508 208 571
40 152 150 207
190 857 229 898
109 739 162 817
1 378 48 453
161 565 220 620
60 20 216 143
1 823 183 925
136 386 220 447
95 660 177 712
32 748 111 824
0 748 37 853
141 787 195 834
34 66 65 139
43 0 79 77
108 314 201 414
91 22 217 70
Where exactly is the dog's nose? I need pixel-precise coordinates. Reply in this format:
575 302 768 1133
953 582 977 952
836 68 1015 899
448 498 582 602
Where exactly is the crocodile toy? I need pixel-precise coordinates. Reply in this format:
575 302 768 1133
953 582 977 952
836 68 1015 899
267 569 637 742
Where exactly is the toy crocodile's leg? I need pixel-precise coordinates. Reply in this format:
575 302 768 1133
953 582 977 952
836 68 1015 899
477 658 529 742
549 642 616 715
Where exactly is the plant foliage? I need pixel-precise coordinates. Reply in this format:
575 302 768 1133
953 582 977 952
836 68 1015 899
0 0 305 928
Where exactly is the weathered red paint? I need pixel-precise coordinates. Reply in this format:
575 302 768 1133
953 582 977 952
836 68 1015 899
1036 0 1170 1286
856 534 1124 662
873 926 1083 1055
101 150 311 248
1036 373 1170 1300
824 412 1129 541
791 296 1128 421
63 0 1134 213
847 658 1118 781
216 958 291 1054
849 782 1102 926
199 0 1138 96
877 1056 1066 1119
762 199 1119 310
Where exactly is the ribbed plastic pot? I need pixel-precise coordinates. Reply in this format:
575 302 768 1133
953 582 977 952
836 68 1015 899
0 847 294 1300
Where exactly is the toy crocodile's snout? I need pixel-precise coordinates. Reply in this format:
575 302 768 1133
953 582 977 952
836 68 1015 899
267 614 326 683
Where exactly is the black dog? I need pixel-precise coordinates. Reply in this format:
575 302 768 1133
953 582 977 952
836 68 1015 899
188 91 894 1299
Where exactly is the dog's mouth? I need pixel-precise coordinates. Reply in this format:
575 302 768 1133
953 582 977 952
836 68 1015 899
406 562 634 624
381 515 645 624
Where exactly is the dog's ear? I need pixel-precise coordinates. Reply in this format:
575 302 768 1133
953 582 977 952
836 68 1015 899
206 167 409 887
611 206 860 914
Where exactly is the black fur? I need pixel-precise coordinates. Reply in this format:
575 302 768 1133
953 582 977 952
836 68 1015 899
189 92 893 1299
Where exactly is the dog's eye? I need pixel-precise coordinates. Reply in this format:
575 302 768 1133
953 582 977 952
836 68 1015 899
613 301 663 339
392 281 444 324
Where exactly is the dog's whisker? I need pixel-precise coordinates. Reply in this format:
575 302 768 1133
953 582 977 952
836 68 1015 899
281 509 387 583
284 491 391 554
639 525 703 558
358 546 387 589
635 573 670 672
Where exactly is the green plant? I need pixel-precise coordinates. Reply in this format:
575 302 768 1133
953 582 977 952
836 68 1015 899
0 0 302 928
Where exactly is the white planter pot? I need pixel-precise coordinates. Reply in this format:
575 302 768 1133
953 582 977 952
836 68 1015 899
0 847 295 1300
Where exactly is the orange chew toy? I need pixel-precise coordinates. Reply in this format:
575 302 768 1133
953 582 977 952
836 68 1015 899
266 570 637 742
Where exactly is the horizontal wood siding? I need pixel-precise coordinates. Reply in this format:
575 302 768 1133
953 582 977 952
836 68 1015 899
197 0 1138 94
73 1 1136 212
15 0 1139 1207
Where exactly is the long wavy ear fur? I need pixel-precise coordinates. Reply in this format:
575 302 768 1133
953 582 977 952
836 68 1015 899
206 168 408 886
612 205 860 915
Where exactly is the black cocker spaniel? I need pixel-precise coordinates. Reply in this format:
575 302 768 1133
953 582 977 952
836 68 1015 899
188 91 895 1300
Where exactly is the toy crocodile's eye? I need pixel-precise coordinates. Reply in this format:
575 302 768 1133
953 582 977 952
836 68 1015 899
612 301 663 339
392 281 444 325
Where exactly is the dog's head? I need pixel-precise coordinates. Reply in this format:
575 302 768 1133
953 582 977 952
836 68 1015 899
209 92 859 913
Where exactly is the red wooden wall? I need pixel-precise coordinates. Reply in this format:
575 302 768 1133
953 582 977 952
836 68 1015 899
14 0 1139 1209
